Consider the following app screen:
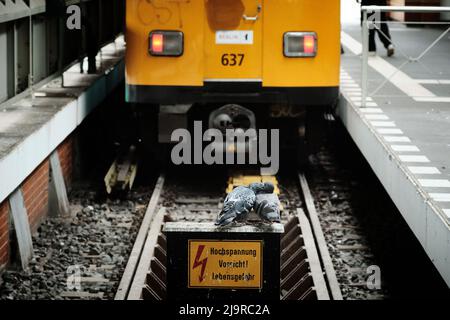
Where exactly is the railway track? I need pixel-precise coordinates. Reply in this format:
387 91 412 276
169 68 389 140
308 149 389 299
115 171 343 301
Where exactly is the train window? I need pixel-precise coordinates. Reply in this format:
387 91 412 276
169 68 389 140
149 31 184 57
283 32 317 58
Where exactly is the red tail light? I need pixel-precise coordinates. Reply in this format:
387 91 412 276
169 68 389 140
283 32 317 57
149 31 184 57
303 35 316 55
151 34 164 53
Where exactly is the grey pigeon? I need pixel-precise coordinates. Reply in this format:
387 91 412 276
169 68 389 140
215 186 256 226
248 182 275 195
254 193 281 223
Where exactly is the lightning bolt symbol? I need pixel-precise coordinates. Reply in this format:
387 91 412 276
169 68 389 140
193 245 208 282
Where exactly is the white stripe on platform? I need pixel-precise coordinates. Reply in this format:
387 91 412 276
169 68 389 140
347 92 362 96
418 179 450 188
341 31 436 99
391 145 420 152
341 32 363 55
342 83 360 88
371 121 396 127
341 79 356 83
377 128 403 135
415 79 450 85
443 209 450 219
383 136 411 143
342 85 360 89
368 57 436 98
365 114 389 120
351 96 374 102
430 193 450 202
344 90 363 94
398 155 430 163
408 166 441 174
355 102 378 107
414 97 450 103
360 108 383 113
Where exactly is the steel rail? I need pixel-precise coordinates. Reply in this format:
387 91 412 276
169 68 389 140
114 174 165 300
127 207 167 300
298 173 343 300
118 173 338 300
296 209 330 300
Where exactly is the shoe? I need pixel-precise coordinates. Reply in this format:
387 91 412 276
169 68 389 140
387 44 395 57
369 51 376 57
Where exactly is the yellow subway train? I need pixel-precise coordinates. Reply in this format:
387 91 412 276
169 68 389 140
125 0 341 156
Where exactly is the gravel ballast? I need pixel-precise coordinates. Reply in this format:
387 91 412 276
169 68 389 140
0 185 150 300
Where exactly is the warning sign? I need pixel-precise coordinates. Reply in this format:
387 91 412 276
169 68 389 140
188 240 263 289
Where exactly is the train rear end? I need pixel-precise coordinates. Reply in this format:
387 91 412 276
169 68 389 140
125 0 341 162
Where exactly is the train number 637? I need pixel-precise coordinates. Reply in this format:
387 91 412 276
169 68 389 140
221 53 245 66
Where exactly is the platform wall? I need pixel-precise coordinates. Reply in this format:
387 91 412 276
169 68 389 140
0 202 9 269
22 160 50 234
0 134 75 271
57 136 74 187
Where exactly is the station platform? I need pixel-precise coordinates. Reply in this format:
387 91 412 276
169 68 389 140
339 23 450 286
0 37 125 210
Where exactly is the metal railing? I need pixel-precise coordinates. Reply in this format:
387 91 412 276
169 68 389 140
361 5 450 107
0 0 125 105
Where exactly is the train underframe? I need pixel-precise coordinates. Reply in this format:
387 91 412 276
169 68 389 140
128 84 339 169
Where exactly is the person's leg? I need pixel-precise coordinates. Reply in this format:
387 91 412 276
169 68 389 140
377 14 393 49
86 1 100 73
375 13 394 56
364 10 377 53
361 9 377 54
369 28 377 53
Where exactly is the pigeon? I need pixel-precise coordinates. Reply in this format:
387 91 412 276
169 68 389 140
254 193 281 223
248 182 275 195
215 186 256 226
